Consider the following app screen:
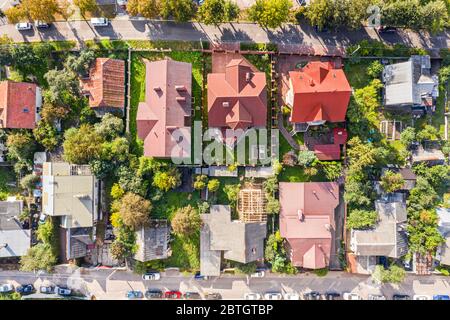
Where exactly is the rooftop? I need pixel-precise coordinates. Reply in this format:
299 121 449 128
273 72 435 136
134 220 171 262
0 199 30 258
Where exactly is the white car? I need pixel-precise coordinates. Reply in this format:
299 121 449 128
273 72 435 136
413 294 432 300
284 292 300 300
91 18 109 27
15 22 32 31
142 272 160 280
264 292 283 300
244 293 262 300
368 294 386 300
0 283 14 293
343 292 362 300
250 270 265 278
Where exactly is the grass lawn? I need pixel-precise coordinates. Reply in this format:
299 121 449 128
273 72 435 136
0 167 17 200
215 177 240 205
344 61 372 88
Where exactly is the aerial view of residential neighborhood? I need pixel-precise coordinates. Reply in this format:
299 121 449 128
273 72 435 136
0 0 450 306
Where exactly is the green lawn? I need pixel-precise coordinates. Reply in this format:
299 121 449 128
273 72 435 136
0 167 16 200
344 61 372 88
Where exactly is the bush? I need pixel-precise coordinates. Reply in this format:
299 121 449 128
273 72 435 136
366 60 383 78
313 268 328 277
346 209 378 230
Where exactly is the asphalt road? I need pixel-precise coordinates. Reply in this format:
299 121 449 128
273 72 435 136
1 267 450 300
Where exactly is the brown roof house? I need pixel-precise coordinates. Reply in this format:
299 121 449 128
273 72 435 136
207 58 267 133
81 58 125 116
137 59 192 159
279 182 339 269
200 205 267 276
134 220 171 262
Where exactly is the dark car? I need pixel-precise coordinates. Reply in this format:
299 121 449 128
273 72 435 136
303 291 321 300
145 289 163 299
56 286 72 296
323 292 341 300
377 26 397 34
183 292 202 300
205 292 222 300
393 294 410 300
16 284 35 295
165 290 182 299
194 272 208 280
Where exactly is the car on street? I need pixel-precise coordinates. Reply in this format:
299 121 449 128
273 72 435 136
413 295 432 300
15 22 32 31
183 292 202 300
56 286 72 296
250 270 265 278
284 292 300 300
16 284 35 295
392 294 411 300
35 21 50 29
165 290 182 299
205 292 222 300
343 292 361 300
142 272 160 281
38 213 47 225
0 283 14 294
323 292 341 300
368 294 386 300
91 17 109 27
303 291 321 300
126 290 143 299
264 292 283 300
39 285 55 294
145 289 163 299
244 292 262 300
377 26 397 34
194 272 208 280
433 295 450 300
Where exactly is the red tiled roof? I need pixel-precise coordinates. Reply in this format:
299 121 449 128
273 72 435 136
288 61 351 123
207 57 267 130
279 182 339 269
0 80 38 129
333 127 348 145
314 144 341 161
81 58 125 109
136 59 192 158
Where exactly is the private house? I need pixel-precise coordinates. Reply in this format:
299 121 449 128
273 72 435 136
382 55 438 114
0 198 30 258
279 182 340 269
42 162 99 261
411 143 446 165
285 61 351 132
436 207 450 266
349 194 408 274
137 59 192 159
310 127 348 161
81 58 125 116
207 58 267 133
0 80 41 129
200 205 267 276
134 220 171 262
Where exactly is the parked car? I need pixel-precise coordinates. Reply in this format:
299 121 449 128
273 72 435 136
377 26 397 34
15 22 32 31
194 272 208 280
303 291 321 300
165 290 182 299
183 292 202 300
323 292 341 300
91 17 109 27
16 284 35 295
204 292 222 300
35 21 50 29
264 292 283 300
250 270 265 278
368 294 386 300
142 272 160 281
0 283 14 294
145 289 163 299
433 295 450 300
343 292 361 300
39 285 55 294
56 286 72 296
126 290 143 299
284 292 300 300
413 295 432 300
38 213 47 225
392 294 410 300
244 292 262 300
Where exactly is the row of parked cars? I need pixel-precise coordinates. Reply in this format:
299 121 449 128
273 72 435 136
127 289 221 300
244 291 450 300
15 18 110 31
0 283 72 297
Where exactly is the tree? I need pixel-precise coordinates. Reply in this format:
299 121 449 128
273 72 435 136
171 205 202 237
63 124 104 164
73 0 98 16
373 265 406 284
33 121 60 151
22 0 60 22
127 0 160 18
10 44 40 77
40 103 69 124
235 262 257 275
159 0 196 22
44 68 80 105
223 184 240 205
20 243 57 272
197 0 240 26
20 174 40 194
118 193 152 230
351 79 382 125
400 127 416 147
110 226 137 260
247 0 292 29
64 49 95 76
271 159 283 175
207 179 220 193
111 183 125 200
193 174 208 190
58 0 74 20
344 179 373 207
263 176 278 195
320 161 342 181
380 170 405 193
4 5 26 23
152 167 181 192
137 156 166 177
346 209 378 230
266 195 280 214
6 131 36 161
416 124 439 142
36 219 54 244
366 60 383 78
117 165 148 196
297 150 317 167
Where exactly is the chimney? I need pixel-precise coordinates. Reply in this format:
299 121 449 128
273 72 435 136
245 72 252 82
153 86 162 92
309 79 315 86
175 85 186 92
297 210 304 222
325 224 331 232
222 101 230 108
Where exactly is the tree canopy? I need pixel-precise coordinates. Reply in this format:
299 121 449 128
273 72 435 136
118 193 152 230
171 205 202 237
197 0 240 26
346 209 378 230
380 170 405 193
248 0 292 29
63 124 104 164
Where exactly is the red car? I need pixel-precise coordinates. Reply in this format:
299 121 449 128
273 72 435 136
164 291 182 299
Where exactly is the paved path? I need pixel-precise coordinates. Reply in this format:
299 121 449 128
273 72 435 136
1 19 449 53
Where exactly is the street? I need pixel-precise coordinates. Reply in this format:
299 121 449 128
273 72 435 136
1 266 450 300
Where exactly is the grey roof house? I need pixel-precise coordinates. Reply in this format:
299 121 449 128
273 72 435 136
134 220 171 262
200 205 267 276
383 55 439 112
436 207 450 266
411 144 446 165
350 196 408 274
0 198 30 258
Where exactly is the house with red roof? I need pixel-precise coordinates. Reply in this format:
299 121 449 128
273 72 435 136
0 80 41 129
81 58 125 116
285 61 351 131
207 58 267 132
279 182 340 269
137 58 192 159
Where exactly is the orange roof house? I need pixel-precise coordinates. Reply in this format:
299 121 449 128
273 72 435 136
207 58 267 131
286 61 351 125
279 182 340 269
137 59 192 158
81 58 125 115
0 80 41 129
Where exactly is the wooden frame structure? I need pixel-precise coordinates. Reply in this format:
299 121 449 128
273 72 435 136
237 186 268 222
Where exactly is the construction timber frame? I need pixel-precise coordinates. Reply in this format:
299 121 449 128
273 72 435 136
237 185 268 222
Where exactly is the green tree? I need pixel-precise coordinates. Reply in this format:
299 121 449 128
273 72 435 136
64 49 95 76
248 0 292 29
263 176 278 195
110 183 125 200
127 0 160 18
344 179 373 207
33 121 59 151
159 0 196 22
207 179 220 193
63 125 104 164
152 167 181 192
193 174 208 190
416 124 439 142
346 209 378 230
22 0 60 23
374 264 406 284
266 195 280 214
110 225 137 260
137 156 166 177
119 193 152 230
73 0 98 16
271 159 282 175
297 150 317 167
366 60 384 78
380 170 405 193
117 165 148 196
36 219 54 244
44 68 80 105
4 5 26 23
20 243 57 272
235 262 257 275
320 161 342 181
223 184 240 205
10 44 40 77
171 205 202 237
197 0 240 26
6 131 36 161
20 174 40 194
400 127 416 147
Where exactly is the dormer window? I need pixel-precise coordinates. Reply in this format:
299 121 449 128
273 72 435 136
23 107 29 113
222 102 230 108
